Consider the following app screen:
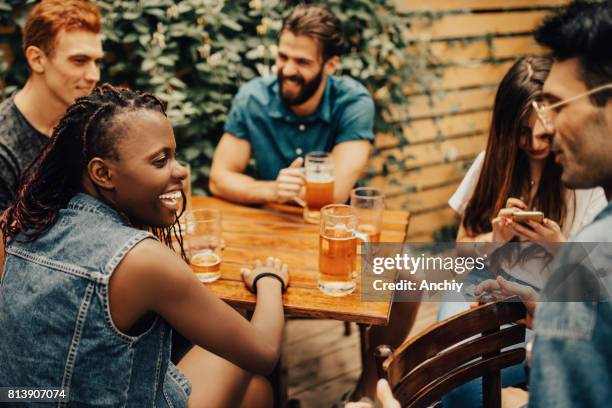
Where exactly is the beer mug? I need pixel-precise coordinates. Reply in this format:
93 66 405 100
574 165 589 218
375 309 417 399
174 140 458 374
188 209 222 283
304 151 335 224
350 187 385 243
318 204 367 296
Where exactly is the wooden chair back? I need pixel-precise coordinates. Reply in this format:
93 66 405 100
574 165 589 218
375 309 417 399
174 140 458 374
375 298 526 408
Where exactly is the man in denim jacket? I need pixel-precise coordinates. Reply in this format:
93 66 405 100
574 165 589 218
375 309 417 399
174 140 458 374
484 2 612 406
530 2 612 405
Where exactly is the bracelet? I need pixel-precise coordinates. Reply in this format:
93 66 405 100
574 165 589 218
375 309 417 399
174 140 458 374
252 272 286 294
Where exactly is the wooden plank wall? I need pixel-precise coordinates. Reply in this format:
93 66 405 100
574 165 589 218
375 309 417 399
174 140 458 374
371 0 569 242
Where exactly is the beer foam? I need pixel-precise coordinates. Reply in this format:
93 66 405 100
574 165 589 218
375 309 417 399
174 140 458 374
321 224 355 240
321 235 355 241
306 174 334 183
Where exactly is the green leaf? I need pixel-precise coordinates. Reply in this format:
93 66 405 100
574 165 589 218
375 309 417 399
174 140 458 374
123 33 138 43
144 8 166 18
169 77 187 89
150 76 166 86
157 56 175 66
121 11 142 20
221 19 242 32
142 59 156 71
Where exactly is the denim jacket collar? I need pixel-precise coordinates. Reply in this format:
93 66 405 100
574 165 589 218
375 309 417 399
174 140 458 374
67 193 130 226
593 199 612 222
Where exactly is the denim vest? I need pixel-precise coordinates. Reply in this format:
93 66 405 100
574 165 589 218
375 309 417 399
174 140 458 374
0 193 191 407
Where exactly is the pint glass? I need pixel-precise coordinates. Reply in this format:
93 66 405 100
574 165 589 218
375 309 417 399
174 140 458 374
318 204 367 296
350 187 385 243
304 151 334 223
188 209 222 283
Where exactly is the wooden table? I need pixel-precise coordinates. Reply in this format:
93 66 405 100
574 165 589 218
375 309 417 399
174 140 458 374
192 196 411 326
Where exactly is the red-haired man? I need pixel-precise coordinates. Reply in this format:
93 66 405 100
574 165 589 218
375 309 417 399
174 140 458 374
0 0 103 209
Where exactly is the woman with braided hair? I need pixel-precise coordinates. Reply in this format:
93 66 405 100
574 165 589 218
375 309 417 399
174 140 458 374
0 84 287 407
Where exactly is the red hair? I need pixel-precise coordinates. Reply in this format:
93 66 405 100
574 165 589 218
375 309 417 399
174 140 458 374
22 0 101 56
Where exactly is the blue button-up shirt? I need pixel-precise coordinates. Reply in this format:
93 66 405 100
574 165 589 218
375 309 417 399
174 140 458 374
224 75 375 180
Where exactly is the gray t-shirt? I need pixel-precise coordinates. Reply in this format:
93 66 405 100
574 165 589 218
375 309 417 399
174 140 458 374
0 94 49 209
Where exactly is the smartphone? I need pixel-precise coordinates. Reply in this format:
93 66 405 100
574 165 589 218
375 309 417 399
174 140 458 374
512 210 544 224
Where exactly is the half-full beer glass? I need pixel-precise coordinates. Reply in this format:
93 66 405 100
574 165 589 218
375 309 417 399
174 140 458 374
318 204 367 296
350 187 385 243
189 209 222 283
304 151 334 224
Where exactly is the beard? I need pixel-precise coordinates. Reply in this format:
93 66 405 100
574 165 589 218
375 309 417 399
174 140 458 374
278 65 324 106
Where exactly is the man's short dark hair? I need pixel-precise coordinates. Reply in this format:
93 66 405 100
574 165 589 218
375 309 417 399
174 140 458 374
534 0 612 106
281 4 345 60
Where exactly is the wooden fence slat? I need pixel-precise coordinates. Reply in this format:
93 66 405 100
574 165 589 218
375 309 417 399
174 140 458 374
402 62 514 94
387 87 497 124
425 35 545 65
398 0 567 12
370 158 475 196
384 182 460 213
406 10 551 41
376 110 491 149
387 87 496 121
370 133 487 175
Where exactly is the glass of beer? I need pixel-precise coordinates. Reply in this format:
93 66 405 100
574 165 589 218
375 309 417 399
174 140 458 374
350 187 385 243
304 151 335 224
188 209 222 283
318 204 367 296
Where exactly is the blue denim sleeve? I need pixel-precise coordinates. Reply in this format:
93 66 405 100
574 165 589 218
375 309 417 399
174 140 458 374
529 301 612 408
335 94 375 144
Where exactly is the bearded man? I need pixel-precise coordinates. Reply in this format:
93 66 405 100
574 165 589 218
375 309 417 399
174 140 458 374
210 4 374 205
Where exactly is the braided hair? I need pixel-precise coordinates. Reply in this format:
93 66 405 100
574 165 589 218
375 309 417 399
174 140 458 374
1 84 187 261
